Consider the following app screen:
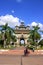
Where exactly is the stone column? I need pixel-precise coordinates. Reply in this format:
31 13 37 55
16 38 20 46
16 38 19 44
25 39 27 44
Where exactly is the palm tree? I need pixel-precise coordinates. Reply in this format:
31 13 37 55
28 25 41 48
38 39 43 48
0 23 16 48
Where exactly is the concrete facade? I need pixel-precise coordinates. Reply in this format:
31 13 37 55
15 22 30 45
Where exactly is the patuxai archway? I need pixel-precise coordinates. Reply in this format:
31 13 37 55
15 22 30 46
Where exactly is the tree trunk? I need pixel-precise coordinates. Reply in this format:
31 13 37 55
4 40 6 48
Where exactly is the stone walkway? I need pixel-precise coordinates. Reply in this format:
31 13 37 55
0 47 43 65
0 55 43 65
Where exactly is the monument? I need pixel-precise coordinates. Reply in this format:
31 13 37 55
15 22 30 46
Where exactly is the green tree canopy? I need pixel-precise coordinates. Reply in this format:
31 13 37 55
28 25 41 47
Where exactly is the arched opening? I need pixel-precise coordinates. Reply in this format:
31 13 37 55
20 38 25 46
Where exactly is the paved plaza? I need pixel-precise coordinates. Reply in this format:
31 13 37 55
0 47 43 65
0 55 43 65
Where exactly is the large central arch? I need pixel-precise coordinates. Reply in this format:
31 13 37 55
14 22 30 46
20 37 25 46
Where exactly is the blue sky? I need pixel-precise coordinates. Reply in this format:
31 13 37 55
0 0 43 24
0 0 43 38
0 0 43 28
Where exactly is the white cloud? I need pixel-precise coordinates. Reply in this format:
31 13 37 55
20 20 24 22
41 34 43 39
31 22 37 26
11 10 15 13
16 0 22 3
28 22 43 30
0 14 21 28
38 23 43 30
